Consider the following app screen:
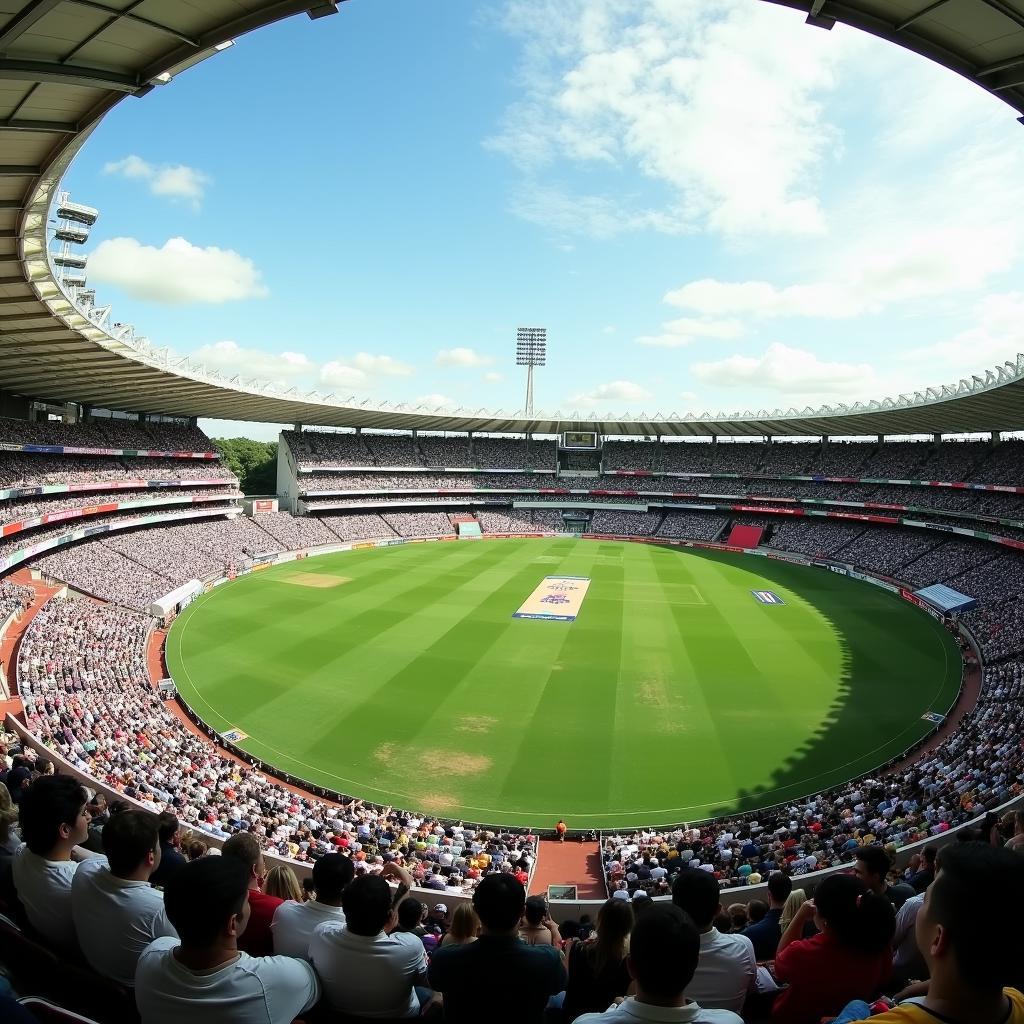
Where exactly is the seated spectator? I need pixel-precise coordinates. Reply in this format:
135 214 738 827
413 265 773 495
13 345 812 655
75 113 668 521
890 887 927 989
772 873 895 1023
310 868 431 1018
272 852 353 960
575 903 742 1023
727 904 749 933
392 896 429 940
671 869 756 1013
0 781 19 855
220 832 283 957
149 811 187 888
562 897 633 1022
520 894 560 946
71 809 177 986
855 846 915 909
1004 812 1024 854
11 775 93 949
743 871 792 960
135 857 320 1024
440 902 479 947
428 873 565 1023
839 842 1024 1023
264 864 303 902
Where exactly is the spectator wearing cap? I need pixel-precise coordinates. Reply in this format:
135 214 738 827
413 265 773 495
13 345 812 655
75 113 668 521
427 902 450 936
220 832 284 957
272 852 353 960
671 870 756 1014
71 809 177 986
310 863 433 1019
574 904 742 1023
135 857 319 1024
742 871 792 961
429 873 565 1023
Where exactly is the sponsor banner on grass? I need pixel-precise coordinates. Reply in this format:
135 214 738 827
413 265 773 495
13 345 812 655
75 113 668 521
751 590 785 605
513 575 592 621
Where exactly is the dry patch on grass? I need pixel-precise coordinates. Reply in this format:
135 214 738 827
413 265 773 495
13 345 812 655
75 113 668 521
638 679 671 708
373 742 396 763
279 572 350 588
455 715 498 734
375 742 491 778
418 792 459 812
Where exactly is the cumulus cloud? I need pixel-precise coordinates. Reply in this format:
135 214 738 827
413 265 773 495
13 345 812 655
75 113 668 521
489 0 855 237
412 393 457 408
635 316 744 348
570 380 651 403
691 343 875 397
348 352 413 376
436 347 494 367
317 353 413 390
88 237 267 304
104 154 211 208
483 371 504 382
189 341 315 384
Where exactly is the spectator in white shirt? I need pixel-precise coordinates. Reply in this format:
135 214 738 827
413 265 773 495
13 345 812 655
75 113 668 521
11 775 93 950
272 852 353 960
71 808 178 986
671 870 756 1015
310 867 431 1018
575 904 742 1023
135 857 319 1024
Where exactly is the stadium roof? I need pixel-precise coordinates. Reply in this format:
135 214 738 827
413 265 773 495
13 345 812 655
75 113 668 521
2 0 1024 437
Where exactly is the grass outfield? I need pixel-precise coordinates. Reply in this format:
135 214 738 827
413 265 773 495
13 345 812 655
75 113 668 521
166 537 962 829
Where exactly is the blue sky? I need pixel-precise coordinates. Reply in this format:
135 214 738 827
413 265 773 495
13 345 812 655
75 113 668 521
61 0 1024 440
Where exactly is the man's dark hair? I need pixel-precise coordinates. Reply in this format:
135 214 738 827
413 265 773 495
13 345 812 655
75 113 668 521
396 896 425 930
164 857 249 948
926 842 1024 991
854 845 891 880
221 832 261 873
156 811 179 845
814 874 895 953
629 905 701 998
18 776 87 855
312 853 355 903
472 873 526 931
102 809 159 877
922 845 938 867
671 869 720 929
342 875 395 936
767 871 793 904
524 895 547 926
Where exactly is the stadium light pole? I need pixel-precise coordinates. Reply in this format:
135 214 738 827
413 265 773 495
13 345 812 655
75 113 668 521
516 327 546 417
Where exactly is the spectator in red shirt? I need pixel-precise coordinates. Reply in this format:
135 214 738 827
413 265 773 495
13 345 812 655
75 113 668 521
221 832 286 957
772 873 894 1024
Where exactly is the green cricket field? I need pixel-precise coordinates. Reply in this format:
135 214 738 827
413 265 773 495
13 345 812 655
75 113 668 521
166 537 962 829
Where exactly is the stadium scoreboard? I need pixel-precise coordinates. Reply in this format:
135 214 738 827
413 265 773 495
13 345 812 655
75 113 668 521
560 430 599 449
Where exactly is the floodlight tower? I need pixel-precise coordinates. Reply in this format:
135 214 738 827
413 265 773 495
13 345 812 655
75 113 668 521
516 327 547 417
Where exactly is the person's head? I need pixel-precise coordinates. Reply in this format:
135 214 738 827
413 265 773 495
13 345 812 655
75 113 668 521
187 837 208 861
627 904 700 1006
341 874 395 937
813 873 894 953
156 811 179 846
0 782 17 844
396 896 426 931
727 902 748 931
853 846 891 894
671 868 720 930
448 902 480 941
312 852 354 905
916 841 1024 995
473 873 527 934
18 775 89 857
221 832 266 890
523 894 547 926
591 897 633 972
1013 812 1024 838
264 864 303 902
164 857 250 950
747 899 768 924
102 809 161 880
767 870 793 908
780 888 807 930
921 845 938 869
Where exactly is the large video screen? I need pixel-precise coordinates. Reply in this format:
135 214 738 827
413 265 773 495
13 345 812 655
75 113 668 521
561 431 598 449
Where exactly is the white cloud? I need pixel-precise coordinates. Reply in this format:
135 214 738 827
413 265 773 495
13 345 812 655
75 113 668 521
635 316 744 348
412 393 457 408
679 390 697 401
490 1 857 236
435 347 494 367
104 154 210 208
570 379 651 403
189 341 315 384
691 343 875 397
319 362 370 389
88 237 266 304
349 352 413 376
602 325 616 335
483 371 504 382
